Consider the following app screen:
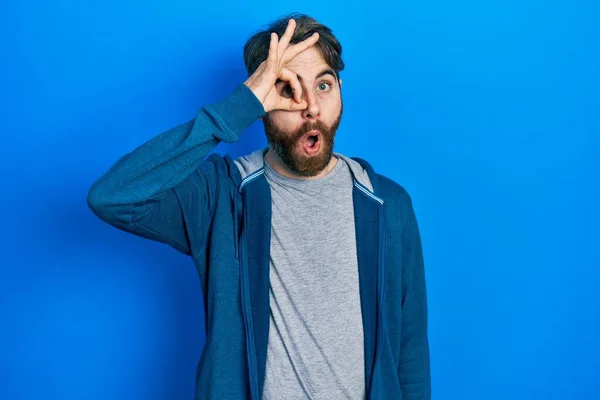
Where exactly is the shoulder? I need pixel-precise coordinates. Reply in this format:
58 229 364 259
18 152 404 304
345 154 418 230
374 172 422 242
377 173 413 209
346 154 414 209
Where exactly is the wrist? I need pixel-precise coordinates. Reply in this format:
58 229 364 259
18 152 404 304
243 80 266 102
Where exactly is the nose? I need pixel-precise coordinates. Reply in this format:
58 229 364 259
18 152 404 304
301 89 320 120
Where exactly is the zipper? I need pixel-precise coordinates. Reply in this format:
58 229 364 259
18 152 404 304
239 197 259 399
370 203 388 397
233 192 239 259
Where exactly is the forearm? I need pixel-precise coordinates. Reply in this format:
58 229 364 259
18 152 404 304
87 83 264 224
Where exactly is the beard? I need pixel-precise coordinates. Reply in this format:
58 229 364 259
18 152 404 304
262 104 343 177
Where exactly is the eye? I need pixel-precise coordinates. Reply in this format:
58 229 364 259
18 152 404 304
318 81 332 92
281 84 293 98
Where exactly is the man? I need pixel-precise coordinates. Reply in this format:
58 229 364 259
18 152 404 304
87 13 431 400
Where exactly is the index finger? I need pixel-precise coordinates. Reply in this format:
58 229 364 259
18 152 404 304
281 32 320 64
278 19 296 53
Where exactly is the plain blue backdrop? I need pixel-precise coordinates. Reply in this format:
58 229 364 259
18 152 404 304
1 1 598 399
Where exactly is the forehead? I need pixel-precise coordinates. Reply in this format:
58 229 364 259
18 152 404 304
285 47 330 79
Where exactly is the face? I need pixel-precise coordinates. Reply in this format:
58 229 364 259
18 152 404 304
263 47 343 177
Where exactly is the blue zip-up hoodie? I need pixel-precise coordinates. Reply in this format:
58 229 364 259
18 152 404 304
87 83 431 400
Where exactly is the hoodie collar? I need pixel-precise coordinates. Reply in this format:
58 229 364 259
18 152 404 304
224 147 379 197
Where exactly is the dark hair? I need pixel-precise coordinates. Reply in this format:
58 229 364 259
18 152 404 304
243 13 345 80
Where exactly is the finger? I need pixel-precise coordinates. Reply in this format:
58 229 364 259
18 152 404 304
275 96 308 111
280 68 303 103
268 32 278 65
278 97 308 112
278 19 296 54
282 32 319 64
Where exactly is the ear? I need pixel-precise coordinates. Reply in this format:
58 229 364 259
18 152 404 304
339 78 343 87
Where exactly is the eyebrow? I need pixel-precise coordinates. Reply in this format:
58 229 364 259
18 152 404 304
276 68 337 85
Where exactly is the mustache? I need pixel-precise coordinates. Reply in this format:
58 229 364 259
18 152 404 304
292 120 330 140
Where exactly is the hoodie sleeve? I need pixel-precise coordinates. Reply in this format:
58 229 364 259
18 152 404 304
398 198 432 400
87 83 265 256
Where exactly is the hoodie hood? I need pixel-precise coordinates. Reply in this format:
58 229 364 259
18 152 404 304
225 147 379 195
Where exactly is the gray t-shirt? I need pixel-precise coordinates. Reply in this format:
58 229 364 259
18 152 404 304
261 156 366 400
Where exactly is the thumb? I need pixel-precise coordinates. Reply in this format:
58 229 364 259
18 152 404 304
280 98 308 112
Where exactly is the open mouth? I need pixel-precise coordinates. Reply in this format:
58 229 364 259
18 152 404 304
302 130 321 154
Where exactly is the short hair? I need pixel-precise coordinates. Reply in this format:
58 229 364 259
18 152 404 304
243 13 345 80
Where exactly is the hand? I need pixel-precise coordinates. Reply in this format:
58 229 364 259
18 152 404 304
243 19 320 113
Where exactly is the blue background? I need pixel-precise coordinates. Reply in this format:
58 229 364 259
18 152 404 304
1 1 598 399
